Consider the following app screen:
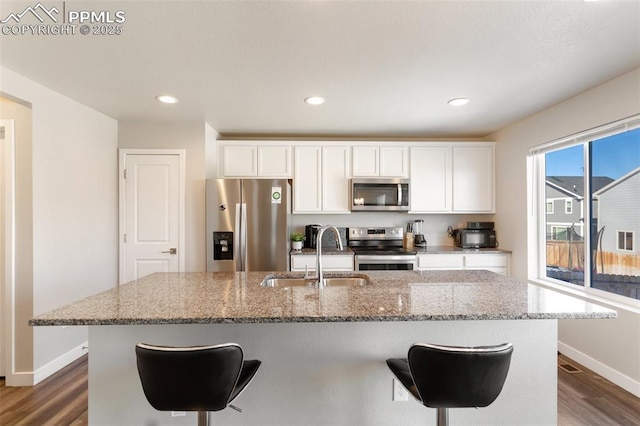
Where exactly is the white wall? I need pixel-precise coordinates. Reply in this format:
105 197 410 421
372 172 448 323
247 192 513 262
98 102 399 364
491 67 640 395
118 121 206 272
0 67 119 384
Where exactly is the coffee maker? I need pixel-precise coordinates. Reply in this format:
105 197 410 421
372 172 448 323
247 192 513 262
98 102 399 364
413 219 427 248
304 224 322 248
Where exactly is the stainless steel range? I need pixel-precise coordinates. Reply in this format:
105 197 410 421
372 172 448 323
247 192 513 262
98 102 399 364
349 227 417 271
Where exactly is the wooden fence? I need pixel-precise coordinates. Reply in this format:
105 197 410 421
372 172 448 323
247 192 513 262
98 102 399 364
546 241 584 271
547 241 640 275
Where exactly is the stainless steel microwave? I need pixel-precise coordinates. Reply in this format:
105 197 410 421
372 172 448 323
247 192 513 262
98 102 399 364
351 178 410 211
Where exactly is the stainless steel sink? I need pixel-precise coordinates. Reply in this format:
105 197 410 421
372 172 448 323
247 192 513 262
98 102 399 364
260 274 369 288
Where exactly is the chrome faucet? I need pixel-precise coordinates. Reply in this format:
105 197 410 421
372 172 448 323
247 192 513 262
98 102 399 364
315 225 344 288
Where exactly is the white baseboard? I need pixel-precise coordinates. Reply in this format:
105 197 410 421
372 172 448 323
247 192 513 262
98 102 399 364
558 341 640 398
4 371 35 387
32 341 88 385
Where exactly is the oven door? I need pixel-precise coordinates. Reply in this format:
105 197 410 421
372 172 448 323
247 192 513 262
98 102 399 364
355 255 417 271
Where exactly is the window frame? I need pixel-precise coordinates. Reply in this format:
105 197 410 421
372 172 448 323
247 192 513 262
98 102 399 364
616 230 634 252
528 114 640 307
565 199 572 214
546 200 554 214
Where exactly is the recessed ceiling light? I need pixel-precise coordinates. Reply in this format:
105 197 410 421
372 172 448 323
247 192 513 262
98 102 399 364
156 95 179 104
448 98 470 106
304 96 325 105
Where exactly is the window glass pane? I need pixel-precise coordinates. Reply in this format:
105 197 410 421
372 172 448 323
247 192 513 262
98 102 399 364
545 145 584 288
590 128 640 300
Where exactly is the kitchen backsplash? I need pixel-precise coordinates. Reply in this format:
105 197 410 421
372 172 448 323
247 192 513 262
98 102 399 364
290 213 496 247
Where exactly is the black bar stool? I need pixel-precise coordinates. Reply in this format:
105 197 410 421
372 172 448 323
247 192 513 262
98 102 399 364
135 342 261 426
386 342 513 426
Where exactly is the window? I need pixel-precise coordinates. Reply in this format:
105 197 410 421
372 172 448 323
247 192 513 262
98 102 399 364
617 231 634 251
532 117 640 301
565 199 572 214
551 226 572 241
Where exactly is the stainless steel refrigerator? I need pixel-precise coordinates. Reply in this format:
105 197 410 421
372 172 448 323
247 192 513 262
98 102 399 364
206 179 290 272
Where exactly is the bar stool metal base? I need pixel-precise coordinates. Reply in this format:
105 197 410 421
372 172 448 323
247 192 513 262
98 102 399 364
437 407 448 426
197 411 209 426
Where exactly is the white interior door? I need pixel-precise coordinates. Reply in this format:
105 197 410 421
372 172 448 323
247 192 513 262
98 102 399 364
119 150 185 284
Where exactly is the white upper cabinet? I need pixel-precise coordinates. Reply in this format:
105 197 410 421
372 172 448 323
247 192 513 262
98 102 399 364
293 146 322 213
352 145 407 177
410 146 451 212
322 146 351 213
221 145 257 177
258 145 292 177
410 143 495 214
452 145 494 213
379 146 408 177
218 142 291 178
293 145 350 214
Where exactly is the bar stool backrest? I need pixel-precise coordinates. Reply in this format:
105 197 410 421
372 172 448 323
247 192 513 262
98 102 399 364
408 342 513 409
135 342 244 412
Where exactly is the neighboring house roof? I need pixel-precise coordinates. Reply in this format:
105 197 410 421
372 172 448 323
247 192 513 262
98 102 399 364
546 176 614 199
593 166 640 196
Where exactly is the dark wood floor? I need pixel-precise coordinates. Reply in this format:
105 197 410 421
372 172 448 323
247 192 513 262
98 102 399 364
1 353 638 425
0 356 87 425
557 354 640 425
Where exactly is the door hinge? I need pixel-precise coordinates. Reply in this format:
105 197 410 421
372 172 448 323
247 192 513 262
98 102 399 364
123 234 127 243
123 169 127 179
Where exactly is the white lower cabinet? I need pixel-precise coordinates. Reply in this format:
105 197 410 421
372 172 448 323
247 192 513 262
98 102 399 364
463 254 509 275
290 255 354 272
417 253 509 276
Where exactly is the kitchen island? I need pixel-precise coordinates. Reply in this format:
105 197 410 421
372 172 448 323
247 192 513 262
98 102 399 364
31 270 615 425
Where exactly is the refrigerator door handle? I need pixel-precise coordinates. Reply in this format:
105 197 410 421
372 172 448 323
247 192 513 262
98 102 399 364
234 203 242 271
240 203 248 271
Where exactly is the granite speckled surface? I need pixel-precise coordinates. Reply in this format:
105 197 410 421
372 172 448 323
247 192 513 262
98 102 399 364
30 270 615 326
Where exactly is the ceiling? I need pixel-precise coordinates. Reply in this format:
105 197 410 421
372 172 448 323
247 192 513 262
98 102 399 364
1 1 639 138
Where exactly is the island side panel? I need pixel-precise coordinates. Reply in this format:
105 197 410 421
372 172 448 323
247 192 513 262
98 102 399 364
89 320 556 425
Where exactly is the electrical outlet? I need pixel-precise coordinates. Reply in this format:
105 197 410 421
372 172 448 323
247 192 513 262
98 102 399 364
171 411 186 417
392 378 408 401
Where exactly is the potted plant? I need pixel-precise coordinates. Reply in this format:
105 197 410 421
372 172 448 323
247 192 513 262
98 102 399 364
290 232 306 251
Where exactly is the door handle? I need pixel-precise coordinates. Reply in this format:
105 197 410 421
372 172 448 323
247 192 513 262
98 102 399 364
162 248 177 255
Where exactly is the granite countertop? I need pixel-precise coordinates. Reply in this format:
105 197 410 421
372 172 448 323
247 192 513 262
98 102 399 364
30 271 615 326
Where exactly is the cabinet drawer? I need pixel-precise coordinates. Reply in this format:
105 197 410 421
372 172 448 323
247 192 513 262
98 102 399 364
291 255 354 271
464 254 507 268
417 254 464 269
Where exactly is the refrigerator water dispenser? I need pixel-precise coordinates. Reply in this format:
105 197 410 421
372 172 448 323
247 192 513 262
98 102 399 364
213 231 234 260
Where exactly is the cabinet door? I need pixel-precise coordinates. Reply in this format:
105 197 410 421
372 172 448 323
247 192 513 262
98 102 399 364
464 253 509 276
380 146 408 177
291 255 354 271
293 146 322 213
258 145 291 177
416 254 464 270
322 147 351 213
410 146 451 212
352 146 379 176
452 146 494 212
222 145 257 177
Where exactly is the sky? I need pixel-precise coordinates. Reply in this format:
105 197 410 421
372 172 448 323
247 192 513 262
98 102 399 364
546 128 640 179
